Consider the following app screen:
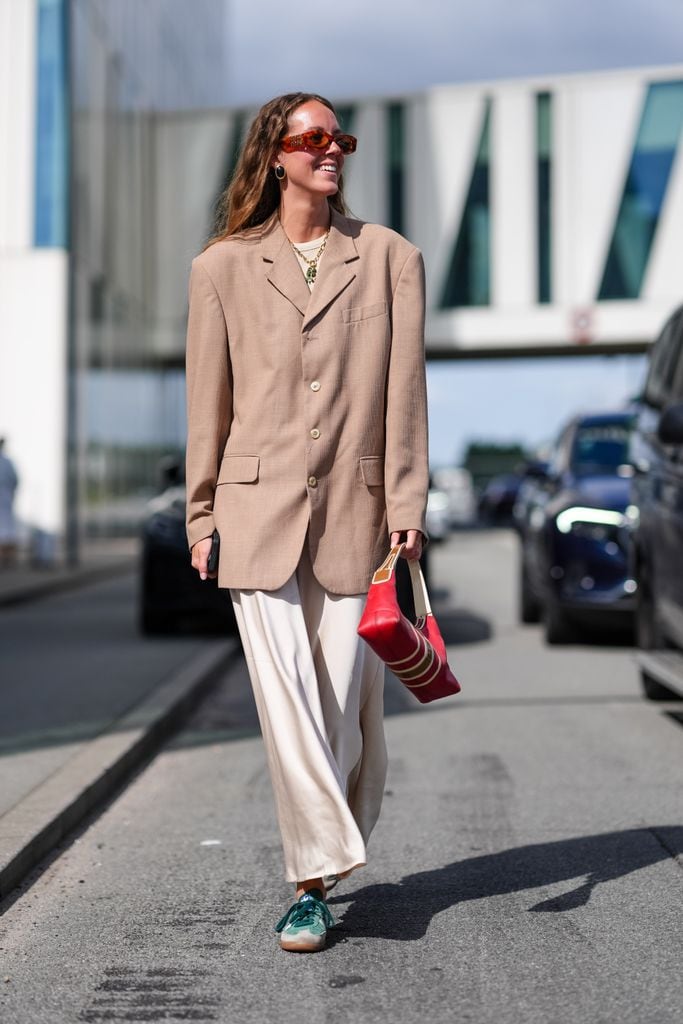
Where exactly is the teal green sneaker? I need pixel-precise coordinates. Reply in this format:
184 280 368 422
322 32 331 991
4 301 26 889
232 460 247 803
275 888 335 953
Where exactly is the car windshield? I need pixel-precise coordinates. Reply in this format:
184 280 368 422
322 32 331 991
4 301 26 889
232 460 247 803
570 423 631 475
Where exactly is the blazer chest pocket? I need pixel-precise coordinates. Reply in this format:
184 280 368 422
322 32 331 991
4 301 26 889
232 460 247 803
359 456 384 487
217 455 260 484
342 301 388 324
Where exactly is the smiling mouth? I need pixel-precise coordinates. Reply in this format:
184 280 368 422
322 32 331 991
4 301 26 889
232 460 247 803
317 163 338 174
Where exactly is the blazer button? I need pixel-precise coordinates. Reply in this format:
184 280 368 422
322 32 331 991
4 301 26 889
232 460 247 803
310 428 320 439
310 380 321 391
308 475 318 487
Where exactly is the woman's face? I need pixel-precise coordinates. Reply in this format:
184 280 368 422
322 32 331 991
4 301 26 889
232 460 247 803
276 100 345 201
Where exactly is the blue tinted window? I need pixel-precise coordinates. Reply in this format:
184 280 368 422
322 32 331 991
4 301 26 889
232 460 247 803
34 0 68 247
598 81 683 300
571 424 632 474
439 100 491 307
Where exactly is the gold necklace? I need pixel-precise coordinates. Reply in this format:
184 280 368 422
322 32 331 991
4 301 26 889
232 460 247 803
290 228 330 284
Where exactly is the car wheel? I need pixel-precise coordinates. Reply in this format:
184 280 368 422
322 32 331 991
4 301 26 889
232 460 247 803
519 561 541 624
544 599 576 645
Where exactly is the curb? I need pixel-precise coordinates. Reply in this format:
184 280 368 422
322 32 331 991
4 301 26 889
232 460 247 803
0 639 239 901
0 559 137 609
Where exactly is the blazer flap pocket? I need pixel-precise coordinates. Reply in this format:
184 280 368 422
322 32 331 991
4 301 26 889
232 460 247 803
360 456 385 487
217 455 260 484
342 301 388 324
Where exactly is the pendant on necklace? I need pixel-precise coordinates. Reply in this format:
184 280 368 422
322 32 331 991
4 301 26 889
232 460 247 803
306 266 317 283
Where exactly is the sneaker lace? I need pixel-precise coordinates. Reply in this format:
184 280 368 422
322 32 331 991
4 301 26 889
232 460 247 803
275 892 335 933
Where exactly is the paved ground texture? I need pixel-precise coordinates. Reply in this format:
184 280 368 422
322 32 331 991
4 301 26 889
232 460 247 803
0 572 232 817
1 530 681 1024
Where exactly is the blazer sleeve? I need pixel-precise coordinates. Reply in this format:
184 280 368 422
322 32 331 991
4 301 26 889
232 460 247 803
384 247 429 537
185 259 233 549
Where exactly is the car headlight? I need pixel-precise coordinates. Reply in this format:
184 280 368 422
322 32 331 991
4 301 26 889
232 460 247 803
555 507 626 535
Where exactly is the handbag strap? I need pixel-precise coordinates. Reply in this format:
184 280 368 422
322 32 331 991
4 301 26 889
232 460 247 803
407 553 432 618
370 543 432 618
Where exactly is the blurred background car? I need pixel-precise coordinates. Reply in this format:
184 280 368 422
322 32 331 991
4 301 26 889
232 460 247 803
430 467 476 527
629 304 683 699
140 481 237 636
477 472 524 526
425 483 451 542
512 458 551 535
516 410 637 643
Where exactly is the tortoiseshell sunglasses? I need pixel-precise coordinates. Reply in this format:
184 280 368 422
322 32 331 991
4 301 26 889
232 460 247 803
280 129 357 155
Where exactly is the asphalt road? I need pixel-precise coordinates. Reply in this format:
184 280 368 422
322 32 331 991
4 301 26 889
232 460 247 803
1 530 682 1024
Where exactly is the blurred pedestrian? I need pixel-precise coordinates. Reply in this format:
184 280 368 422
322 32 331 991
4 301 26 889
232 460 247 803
0 438 19 567
185 93 428 952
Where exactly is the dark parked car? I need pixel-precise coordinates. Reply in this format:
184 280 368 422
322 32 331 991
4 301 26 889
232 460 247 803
517 411 637 643
140 485 237 635
478 473 524 525
630 305 683 699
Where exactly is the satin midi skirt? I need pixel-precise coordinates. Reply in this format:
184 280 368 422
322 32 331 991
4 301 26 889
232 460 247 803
229 543 387 883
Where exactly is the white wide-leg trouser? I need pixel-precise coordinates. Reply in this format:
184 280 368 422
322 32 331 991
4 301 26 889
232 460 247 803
229 545 387 883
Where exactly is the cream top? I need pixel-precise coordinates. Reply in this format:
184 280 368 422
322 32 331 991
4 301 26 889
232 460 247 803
291 233 328 290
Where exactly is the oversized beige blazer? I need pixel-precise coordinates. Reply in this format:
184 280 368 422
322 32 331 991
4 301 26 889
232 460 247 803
185 206 429 594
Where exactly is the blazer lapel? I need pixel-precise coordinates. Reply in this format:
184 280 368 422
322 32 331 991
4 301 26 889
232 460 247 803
261 217 311 317
302 209 359 331
260 208 360 325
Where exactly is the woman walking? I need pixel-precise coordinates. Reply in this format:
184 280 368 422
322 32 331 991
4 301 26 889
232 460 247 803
185 92 428 952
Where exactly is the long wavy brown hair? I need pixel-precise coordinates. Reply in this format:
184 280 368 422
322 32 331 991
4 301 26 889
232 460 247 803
205 92 349 248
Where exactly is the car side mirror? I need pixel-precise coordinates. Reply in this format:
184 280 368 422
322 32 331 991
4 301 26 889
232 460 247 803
658 401 683 445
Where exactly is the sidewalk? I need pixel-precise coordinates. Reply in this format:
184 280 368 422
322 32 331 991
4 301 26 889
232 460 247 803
0 553 240 900
0 538 138 608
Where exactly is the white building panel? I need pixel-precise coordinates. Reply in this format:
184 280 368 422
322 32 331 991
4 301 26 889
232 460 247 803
343 101 385 224
591 300 677 345
420 85 488 310
491 86 535 309
565 73 644 305
0 250 68 537
0 0 36 248
416 64 683 354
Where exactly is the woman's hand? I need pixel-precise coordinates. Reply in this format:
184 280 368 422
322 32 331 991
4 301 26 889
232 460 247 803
390 529 423 561
191 536 217 580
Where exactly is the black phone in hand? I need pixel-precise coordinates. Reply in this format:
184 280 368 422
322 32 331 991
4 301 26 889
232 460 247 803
206 530 220 573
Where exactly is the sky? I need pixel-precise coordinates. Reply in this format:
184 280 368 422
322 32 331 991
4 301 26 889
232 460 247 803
225 0 683 105
224 0 679 468
426 354 647 466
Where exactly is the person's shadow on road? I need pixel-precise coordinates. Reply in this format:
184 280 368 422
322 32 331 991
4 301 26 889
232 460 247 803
327 826 682 942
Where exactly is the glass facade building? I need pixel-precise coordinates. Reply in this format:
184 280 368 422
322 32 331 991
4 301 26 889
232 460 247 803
67 0 228 540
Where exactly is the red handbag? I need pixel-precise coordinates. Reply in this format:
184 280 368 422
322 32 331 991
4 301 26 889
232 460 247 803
357 545 461 704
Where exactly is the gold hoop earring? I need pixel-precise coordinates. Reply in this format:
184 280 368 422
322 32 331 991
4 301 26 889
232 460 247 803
275 164 286 180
